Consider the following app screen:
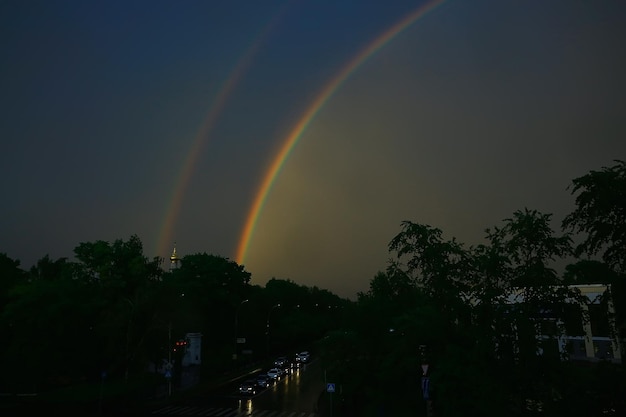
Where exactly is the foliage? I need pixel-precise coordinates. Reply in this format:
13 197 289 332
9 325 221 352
388 221 471 323
326 205 616 416
562 160 626 346
488 208 572 287
0 238 347 397
563 160 626 273
2 160 624 415
0 252 25 317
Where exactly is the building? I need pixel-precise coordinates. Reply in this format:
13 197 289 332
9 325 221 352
505 284 621 363
564 284 621 362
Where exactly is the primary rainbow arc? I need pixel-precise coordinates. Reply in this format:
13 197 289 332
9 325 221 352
235 0 445 265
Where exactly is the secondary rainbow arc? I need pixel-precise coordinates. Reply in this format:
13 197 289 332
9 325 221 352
156 2 294 259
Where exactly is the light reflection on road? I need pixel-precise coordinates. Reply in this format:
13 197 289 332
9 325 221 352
150 362 323 416
237 398 253 415
247 362 321 414
227 363 319 413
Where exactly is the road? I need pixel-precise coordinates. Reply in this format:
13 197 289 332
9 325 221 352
150 360 325 417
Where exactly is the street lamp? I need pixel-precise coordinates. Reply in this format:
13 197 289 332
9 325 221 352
234 299 249 361
266 304 281 357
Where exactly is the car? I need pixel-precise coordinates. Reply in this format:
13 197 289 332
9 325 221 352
294 357 303 368
295 351 310 364
274 356 288 367
238 379 257 396
266 368 283 380
256 373 272 388
274 356 293 373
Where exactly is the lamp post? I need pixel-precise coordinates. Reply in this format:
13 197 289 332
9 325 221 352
233 299 249 361
266 304 281 358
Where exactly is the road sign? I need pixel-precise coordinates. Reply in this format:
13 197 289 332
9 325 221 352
327 383 335 393
237 338 246 344
164 370 172 379
421 364 429 376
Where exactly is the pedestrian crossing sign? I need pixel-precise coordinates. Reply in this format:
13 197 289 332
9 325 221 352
327 383 335 393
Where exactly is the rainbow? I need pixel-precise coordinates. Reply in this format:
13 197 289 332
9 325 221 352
156 2 294 259
235 0 446 265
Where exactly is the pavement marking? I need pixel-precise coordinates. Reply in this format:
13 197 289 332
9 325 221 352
214 408 236 416
153 405 177 414
189 407 213 416
175 406 200 415
151 405 318 417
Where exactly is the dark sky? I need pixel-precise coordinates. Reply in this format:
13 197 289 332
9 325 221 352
2 0 625 299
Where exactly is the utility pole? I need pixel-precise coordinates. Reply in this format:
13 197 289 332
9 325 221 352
168 322 172 396
234 299 249 363
266 304 280 358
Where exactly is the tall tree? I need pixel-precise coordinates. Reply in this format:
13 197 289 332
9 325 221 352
388 221 471 320
0 253 25 312
488 208 572 288
484 209 576 353
163 253 253 370
563 160 626 273
72 235 162 379
562 161 626 352
483 209 590 414
1 256 100 390
29 255 72 283
0 254 26 391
